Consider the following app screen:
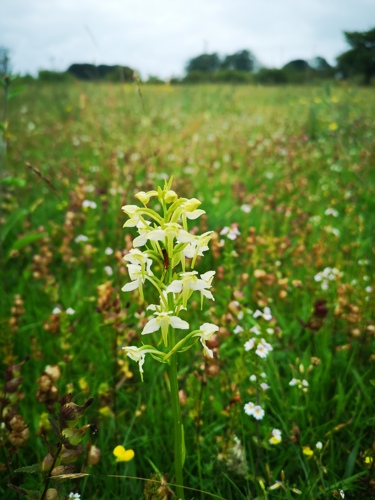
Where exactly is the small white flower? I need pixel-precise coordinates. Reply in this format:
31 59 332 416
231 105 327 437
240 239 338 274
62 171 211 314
289 378 298 386
74 234 88 243
234 325 244 334
324 208 339 217
68 494 81 500
104 266 113 276
253 405 265 420
244 338 255 351
255 344 268 358
250 325 261 335
260 382 270 391
249 374 257 382
244 402 255 416
240 204 251 213
66 308 75 315
263 307 272 321
105 247 113 255
82 200 97 209
316 441 323 450
52 307 61 314
269 428 282 444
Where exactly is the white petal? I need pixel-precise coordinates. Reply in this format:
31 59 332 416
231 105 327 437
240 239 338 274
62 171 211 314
201 270 215 281
186 209 205 220
177 230 195 243
133 234 148 247
147 229 166 241
201 289 214 300
170 316 189 330
122 280 140 292
141 318 160 335
166 280 183 293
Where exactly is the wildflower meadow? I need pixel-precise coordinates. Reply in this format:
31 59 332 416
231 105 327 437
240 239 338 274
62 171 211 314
1 81 374 499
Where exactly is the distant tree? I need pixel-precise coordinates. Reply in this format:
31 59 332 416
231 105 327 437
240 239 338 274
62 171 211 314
67 63 98 80
0 47 11 76
283 59 311 72
255 68 288 85
38 70 73 82
67 63 134 82
309 56 332 71
186 53 221 73
221 50 256 72
146 75 165 84
337 27 375 84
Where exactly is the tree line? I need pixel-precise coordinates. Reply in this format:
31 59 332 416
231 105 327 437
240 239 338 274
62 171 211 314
1 27 374 85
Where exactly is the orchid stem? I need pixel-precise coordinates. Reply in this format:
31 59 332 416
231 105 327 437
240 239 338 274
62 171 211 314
169 327 185 499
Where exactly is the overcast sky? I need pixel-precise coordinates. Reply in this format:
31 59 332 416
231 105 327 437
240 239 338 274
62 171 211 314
1 0 374 78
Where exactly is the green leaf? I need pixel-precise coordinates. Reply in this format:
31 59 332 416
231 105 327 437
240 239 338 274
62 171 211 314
14 463 41 474
8 484 41 499
0 176 26 188
0 208 28 242
9 232 47 252
181 423 186 466
344 440 360 478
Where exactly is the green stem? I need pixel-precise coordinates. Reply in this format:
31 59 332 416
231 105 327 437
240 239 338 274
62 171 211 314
169 328 185 499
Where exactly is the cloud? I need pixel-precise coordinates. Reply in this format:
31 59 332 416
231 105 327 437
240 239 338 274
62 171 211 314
0 0 374 77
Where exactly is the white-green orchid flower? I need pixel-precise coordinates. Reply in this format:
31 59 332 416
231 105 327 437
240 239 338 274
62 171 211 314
122 263 153 301
166 271 215 308
122 345 164 381
193 323 219 358
123 249 153 276
141 311 190 346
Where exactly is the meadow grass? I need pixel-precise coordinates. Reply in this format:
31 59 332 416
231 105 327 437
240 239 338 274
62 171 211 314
1 81 374 499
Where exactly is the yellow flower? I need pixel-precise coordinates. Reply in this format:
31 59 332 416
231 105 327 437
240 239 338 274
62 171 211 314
331 96 339 103
79 377 89 392
329 122 338 131
99 405 114 417
302 446 314 457
113 445 135 462
364 456 373 465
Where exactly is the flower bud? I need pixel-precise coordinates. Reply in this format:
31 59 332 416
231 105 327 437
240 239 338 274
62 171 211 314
184 198 201 211
8 426 30 446
164 190 178 203
61 397 94 428
44 365 61 382
135 190 157 204
51 465 75 478
88 445 101 465
42 453 61 471
61 444 84 464
38 374 53 392
45 489 59 500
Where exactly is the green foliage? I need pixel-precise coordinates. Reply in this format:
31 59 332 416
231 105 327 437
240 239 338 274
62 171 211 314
67 63 134 82
38 70 74 83
337 27 375 84
186 53 221 73
221 50 256 72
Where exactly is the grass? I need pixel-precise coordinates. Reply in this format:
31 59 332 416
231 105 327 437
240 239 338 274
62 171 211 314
0 80 374 499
